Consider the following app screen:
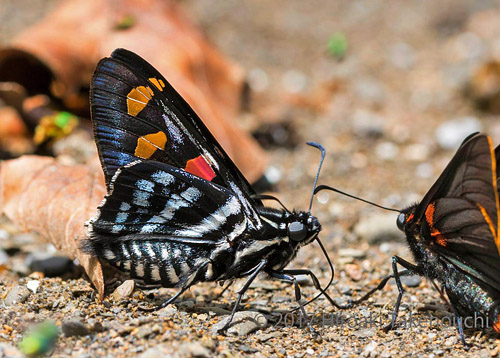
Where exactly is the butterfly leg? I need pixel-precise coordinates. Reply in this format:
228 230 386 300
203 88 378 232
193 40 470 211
443 286 468 347
269 271 316 334
138 285 189 312
430 279 450 307
279 268 348 309
139 262 209 311
219 259 268 332
214 280 234 300
383 256 422 332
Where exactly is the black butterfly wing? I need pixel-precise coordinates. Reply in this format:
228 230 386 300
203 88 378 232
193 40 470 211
89 160 249 242
91 48 262 229
85 160 253 284
413 133 500 288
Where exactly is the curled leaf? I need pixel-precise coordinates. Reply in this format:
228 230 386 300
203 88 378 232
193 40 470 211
0 156 106 299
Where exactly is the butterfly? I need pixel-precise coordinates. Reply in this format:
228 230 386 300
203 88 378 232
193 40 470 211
318 133 500 344
82 48 338 331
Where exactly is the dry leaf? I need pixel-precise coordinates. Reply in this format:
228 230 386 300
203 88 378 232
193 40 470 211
0 156 106 299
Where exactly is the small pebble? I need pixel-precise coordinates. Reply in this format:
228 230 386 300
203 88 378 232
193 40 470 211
416 163 434 178
400 275 422 287
354 328 376 338
354 77 385 106
282 69 308 93
354 213 401 243
389 42 416 69
196 313 208 321
351 109 385 139
3 285 31 306
136 325 154 339
257 332 283 342
0 342 23 358
338 248 366 259
91 322 105 333
26 280 40 293
362 341 378 357
28 256 73 277
271 295 291 304
0 250 8 265
62 321 90 337
248 68 269 92
344 264 363 281
112 280 135 301
375 141 399 161
181 342 212 358
212 311 267 336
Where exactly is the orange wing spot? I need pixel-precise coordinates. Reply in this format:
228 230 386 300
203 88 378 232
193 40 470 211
425 203 447 247
149 77 165 91
493 314 500 333
486 136 500 255
185 155 216 181
134 131 167 159
127 86 153 116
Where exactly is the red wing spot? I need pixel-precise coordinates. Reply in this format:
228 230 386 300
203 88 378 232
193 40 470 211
425 203 447 247
185 155 216 181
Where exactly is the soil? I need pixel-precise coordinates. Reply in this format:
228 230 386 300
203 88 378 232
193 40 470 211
1 0 500 357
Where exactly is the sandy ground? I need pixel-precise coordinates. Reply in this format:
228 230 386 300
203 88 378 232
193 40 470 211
1 0 500 357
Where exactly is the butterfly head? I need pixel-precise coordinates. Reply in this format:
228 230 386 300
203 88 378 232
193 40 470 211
396 205 418 234
288 211 321 245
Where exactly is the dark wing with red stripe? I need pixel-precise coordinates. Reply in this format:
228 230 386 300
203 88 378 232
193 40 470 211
409 133 500 289
90 48 262 228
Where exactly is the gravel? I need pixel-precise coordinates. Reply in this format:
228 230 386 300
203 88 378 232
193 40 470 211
1 0 500 357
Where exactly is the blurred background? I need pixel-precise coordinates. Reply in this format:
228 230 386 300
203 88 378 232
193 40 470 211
2 0 500 222
1 0 500 356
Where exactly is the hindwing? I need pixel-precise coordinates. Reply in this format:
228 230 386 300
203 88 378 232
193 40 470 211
88 160 251 244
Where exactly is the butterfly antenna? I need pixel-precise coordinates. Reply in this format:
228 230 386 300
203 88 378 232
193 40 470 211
314 184 400 212
291 237 340 311
251 194 292 214
307 142 326 213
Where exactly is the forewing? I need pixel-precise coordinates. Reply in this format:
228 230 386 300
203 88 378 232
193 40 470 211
416 134 500 288
91 48 262 228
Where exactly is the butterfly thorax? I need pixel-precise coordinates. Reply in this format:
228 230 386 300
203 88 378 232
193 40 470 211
218 207 321 279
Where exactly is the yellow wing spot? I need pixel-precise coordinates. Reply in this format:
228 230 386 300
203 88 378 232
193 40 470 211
149 77 165 91
127 86 153 116
486 136 500 254
134 131 167 159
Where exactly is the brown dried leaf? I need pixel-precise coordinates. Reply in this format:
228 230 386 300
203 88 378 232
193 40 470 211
0 156 106 299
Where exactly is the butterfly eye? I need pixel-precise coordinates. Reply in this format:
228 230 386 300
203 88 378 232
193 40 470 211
396 213 406 231
288 221 307 242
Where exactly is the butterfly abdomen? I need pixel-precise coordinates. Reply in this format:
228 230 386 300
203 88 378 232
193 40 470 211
93 240 215 287
442 265 500 332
